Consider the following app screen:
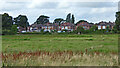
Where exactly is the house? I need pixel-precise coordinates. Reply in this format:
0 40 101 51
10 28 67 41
28 20 115 33
59 22 75 32
17 26 26 33
29 23 43 32
29 22 75 32
29 22 54 32
42 22 54 32
96 21 115 30
76 21 92 30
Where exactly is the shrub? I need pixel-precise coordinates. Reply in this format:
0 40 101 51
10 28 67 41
2 25 17 35
11 25 18 35
2 30 12 35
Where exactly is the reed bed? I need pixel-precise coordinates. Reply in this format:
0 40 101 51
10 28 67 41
1 50 118 66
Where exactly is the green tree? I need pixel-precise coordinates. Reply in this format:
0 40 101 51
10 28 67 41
105 26 110 33
66 13 71 23
14 15 29 31
76 20 87 25
71 14 75 24
53 18 64 25
76 26 84 34
112 26 118 33
2 13 13 30
35 15 49 24
115 11 120 33
89 25 97 32
11 25 18 34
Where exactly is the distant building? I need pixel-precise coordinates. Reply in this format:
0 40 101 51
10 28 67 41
59 22 75 32
96 21 115 30
42 23 54 32
76 21 94 30
29 22 54 32
17 26 26 33
27 20 115 33
28 22 75 32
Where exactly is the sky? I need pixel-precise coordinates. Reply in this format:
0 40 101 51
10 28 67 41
0 0 119 25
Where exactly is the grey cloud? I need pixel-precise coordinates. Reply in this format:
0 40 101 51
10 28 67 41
0 1 117 24
71 2 117 8
0 3 27 11
31 2 59 9
37 2 117 9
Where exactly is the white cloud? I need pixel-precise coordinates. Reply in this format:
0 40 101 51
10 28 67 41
0 0 118 24
90 7 117 14
3 0 119 2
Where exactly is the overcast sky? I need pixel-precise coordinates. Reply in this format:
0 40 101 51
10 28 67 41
0 0 119 24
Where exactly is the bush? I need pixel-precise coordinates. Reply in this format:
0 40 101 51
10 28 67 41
11 25 18 35
43 31 51 34
2 25 17 35
2 30 13 35
21 31 52 35
21 32 42 34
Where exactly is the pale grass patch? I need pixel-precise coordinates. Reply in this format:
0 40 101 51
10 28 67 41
2 53 118 66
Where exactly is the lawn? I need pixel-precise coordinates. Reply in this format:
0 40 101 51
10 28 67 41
1 34 118 66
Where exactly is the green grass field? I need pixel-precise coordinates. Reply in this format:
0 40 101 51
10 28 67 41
2 34 118 53
2 34 118 66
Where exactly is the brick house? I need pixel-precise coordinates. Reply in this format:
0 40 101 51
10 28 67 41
17 26 26 33
76 21 93 30
29 22 54 32
59 22 75 32
42 22 54 32
29 22 75 32
96 21 115 30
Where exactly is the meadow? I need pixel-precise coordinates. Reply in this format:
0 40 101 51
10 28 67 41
1 34 118 66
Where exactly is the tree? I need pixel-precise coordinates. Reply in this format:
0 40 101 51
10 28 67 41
66 13 71 23
14 15 29 31
89 25 97 32
53 18 64 25
115 11 120 33
76 26 84 34
35 15 49 24
105 26 110 33
71 14 75 24
76 20 87 25
11 25 18 34
2 13 13 30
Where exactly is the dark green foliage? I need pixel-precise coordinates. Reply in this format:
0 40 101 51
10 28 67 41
66 13 75 24
112 26 118 33
2 30 12 35
2 25 17 35
71 14 75 24
11 25 18 35
89 25 98 31
35 15 49 24
2 13 15 35
23 38 30 41
85 38 93 41
21 31 51 35
76 20 87 25
76 26 84 34
14 15 29 29
115 11 120 33
2 13 13 30
53 18 64 25
66 13 71 23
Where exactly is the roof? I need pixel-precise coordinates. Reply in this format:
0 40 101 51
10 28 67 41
97 21 115 26
60 22 75 26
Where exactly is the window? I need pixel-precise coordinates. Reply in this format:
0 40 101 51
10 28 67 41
98 26 101 30
65 26 68 29
103 26 106 29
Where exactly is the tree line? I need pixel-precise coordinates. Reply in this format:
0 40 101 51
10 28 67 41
1 12 120 35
